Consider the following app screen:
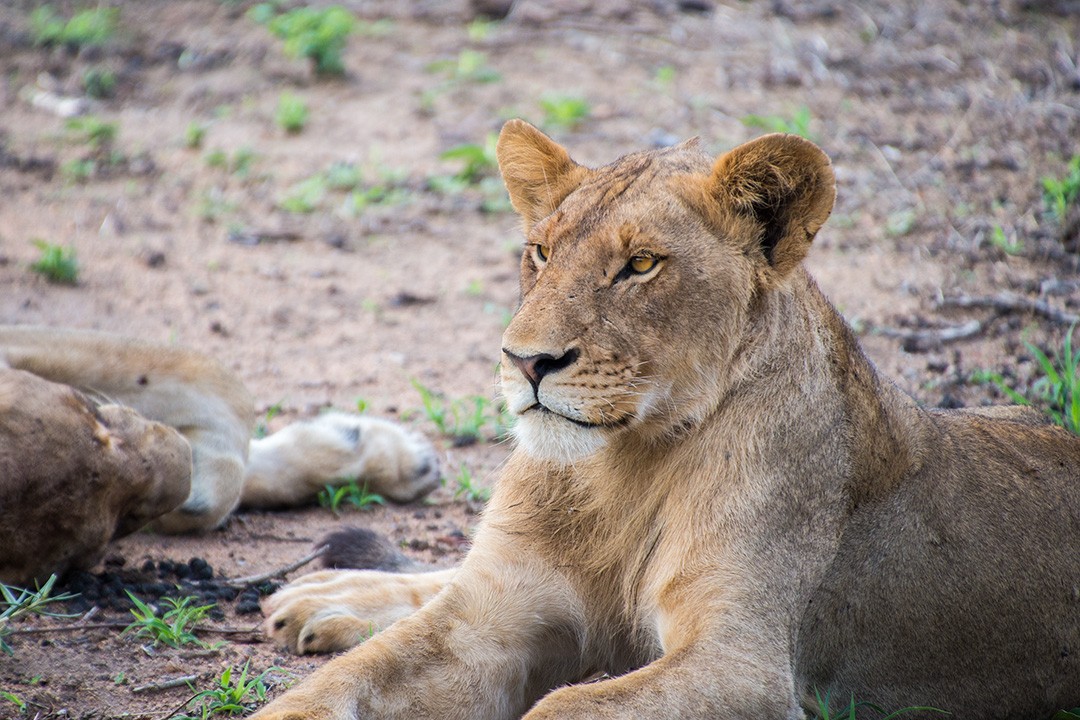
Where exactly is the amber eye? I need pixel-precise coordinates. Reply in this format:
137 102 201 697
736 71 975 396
629 255 658 274
533 244 550 264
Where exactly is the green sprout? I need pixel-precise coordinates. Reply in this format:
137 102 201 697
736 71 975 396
453 464 490 504
742 106 814 139
252 4 357 76
30 240 78 285
808 688 946 720
30 5 118 49
538 94 591 131
82 67 116 99
177 662 286 719
276 92 309 134
123 593 216 649
971 324 1080 435
0 575 76 656
1042 155 1080 221
318 480 386 515
65 116 117 150
185 122 208 149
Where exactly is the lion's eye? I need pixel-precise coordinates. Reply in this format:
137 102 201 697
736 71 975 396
533 244 550 264
629 255 657 274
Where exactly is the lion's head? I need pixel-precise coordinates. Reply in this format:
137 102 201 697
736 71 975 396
496 120 836 464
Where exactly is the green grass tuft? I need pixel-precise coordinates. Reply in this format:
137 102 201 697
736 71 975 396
185 122 208 149
30 5 118 49
426 49 500 84
453 464 490 503
988 224 1023 255
0 575 76 656
410 380 512 445
176 661 286 719
82 67 117 99
30 240 78 284
1 689 26 713
123 593 216 649
538 93 591 131
971 324 1080 435
276 92 309 134
742 106 814 139
1042 155 1080 221
252 4 356 76
65 116 117 151
318 480 386 515
808 688 947 720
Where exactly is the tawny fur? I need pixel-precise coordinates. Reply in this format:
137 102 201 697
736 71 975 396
0 369 191 584
256 119 1080 720
0 326 440 585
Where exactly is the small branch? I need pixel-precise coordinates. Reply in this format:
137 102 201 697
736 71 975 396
937 293 1080 326
10 621 261 637
876 319 985 351
11 621 126 634
223 545 327 588
131 675 198 694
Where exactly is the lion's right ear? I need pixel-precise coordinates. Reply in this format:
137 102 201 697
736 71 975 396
497 119 590 231
682 133 835 287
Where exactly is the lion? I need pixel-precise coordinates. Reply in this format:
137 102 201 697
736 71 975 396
0 326 441 585
252 119 1080 720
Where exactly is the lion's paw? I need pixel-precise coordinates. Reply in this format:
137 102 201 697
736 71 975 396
311 412 442 503
263 568 447 654
244 412 441 508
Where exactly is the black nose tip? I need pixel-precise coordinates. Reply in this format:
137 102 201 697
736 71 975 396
504 348 579 390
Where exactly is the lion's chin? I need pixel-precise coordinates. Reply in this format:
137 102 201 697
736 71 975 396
511 410 608 465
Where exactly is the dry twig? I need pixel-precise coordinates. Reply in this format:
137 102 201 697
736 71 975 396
936 293 1080 325
10 621 261 637
132 675 198 694
223 545 327 588
876 320 985 351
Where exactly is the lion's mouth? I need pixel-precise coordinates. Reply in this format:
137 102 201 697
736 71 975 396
525 402 632 430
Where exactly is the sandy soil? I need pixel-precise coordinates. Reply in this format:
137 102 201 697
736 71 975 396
0 0 1078 717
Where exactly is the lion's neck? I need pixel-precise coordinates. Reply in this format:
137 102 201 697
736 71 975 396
735 268 928 499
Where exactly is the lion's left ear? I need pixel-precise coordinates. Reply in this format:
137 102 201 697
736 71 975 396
704 133 835 282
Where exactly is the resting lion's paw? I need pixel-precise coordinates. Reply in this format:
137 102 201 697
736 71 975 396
263 569 440 654
243 412 442 509
315 412 442 503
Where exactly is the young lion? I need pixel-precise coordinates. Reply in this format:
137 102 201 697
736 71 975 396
253 120 1080 720
0 326 441 585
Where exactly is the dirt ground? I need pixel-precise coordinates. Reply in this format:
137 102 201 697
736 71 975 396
0 0 1078 717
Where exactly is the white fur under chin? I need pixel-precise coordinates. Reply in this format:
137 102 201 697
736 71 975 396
511 411 608 465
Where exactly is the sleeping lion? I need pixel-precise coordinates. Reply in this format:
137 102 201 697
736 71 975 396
252 120 1080 720
0 326 440 586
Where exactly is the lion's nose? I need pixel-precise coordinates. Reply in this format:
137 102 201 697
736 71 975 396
503 348 579 390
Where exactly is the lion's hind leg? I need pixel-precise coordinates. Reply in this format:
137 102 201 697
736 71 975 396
0 325 254 534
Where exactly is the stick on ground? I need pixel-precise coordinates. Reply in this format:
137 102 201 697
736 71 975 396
937 293 1080 325
224 545 328 588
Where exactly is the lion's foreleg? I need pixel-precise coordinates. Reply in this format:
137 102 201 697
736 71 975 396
523 636 802 720
263 567 458 653
251 547 588 720
525 569 804 720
